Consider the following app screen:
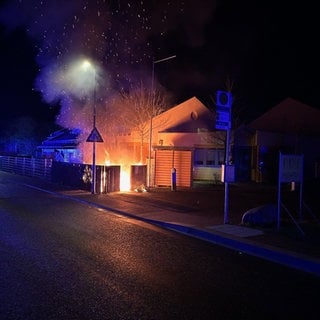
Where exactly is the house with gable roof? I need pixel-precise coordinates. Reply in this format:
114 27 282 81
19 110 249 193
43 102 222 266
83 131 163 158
37 128 82 163
135 96 225 187
234 97 320 183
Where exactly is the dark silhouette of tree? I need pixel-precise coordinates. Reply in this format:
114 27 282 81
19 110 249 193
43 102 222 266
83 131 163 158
0 117 37 155
0 116 61 156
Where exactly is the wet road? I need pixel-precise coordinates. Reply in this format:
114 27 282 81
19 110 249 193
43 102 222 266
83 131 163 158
1 178 320 319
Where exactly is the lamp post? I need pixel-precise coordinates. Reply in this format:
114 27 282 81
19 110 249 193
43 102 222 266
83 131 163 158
92 81 97 194
81 60 98 194
148 54 176 188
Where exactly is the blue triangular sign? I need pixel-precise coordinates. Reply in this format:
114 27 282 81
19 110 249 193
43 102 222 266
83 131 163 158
86 127 104 142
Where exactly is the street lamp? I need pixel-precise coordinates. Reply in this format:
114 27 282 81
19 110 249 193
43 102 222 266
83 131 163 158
81 59 99 194
147 54 176 188
91 72 97 195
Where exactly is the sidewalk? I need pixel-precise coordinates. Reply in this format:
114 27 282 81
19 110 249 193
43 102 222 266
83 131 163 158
5 171 320 276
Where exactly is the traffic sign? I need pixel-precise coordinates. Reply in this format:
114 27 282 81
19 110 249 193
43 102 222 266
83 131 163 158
215 91 232 130
216 111 230 122
216 105 231 112
86 127 104 142
216 91 232 107
215 120 231 130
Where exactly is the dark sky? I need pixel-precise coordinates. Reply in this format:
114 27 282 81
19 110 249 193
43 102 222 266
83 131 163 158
0 0 319 130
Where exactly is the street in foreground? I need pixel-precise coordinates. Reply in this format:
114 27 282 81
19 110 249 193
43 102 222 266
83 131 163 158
0 175 319 319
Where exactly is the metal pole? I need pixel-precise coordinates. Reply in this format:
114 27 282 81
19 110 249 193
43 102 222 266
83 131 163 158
154 55 176 64
148 54 176 188
299 155 304 220
223 128 230 224
277 152 282 230
147 60 155 188
91 81 97 194
92 140 96 194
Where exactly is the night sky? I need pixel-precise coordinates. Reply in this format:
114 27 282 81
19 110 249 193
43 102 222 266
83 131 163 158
0 0 318 132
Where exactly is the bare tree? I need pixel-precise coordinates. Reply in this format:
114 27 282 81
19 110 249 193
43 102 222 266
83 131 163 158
114 81 172 162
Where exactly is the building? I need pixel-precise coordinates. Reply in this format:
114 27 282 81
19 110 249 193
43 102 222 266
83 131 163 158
37 128 82 163
235 98 320 183
37 97 226 188
39 96 320 188
130 96 225 187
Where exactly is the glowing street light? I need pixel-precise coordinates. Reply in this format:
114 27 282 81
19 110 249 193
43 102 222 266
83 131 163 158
147 54 176 188
80 59 103 194
82 60 92 71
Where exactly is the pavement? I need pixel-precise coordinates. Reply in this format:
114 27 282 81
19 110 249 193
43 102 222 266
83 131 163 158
3 171 320 276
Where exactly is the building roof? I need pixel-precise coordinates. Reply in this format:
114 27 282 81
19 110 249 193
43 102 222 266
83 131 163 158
38 128 81 149
248 97 320 135
153 96 215 133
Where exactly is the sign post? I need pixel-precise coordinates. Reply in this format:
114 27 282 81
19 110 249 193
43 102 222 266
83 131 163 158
215 91 233 224
277 153 304 230
87 127 104 194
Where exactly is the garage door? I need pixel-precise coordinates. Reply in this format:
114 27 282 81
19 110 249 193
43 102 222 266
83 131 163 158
155 149 192 187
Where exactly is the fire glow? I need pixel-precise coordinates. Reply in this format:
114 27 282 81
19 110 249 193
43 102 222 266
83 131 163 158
82 136 147 192
97 164 131 193
119 169 131 192
95 162 142 193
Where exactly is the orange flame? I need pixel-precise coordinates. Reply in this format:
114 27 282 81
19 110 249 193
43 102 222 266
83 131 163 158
82 143 147 192
120 170 131 191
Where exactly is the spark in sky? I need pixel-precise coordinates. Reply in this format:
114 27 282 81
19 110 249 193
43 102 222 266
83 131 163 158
0 0 217 129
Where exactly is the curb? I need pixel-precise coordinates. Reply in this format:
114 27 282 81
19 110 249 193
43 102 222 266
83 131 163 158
155 222 320 277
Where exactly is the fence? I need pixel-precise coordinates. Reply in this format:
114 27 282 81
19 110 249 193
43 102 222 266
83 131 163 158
0 156 120 193
51 161 120 193
0 156 52 180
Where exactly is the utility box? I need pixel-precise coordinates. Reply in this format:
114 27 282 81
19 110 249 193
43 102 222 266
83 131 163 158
51 162 120 193
96 165 120 193
221 164 235 183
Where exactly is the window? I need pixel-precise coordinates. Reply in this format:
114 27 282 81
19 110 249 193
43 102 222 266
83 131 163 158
206 150 215 165
194 149 205 165
194 148 225 167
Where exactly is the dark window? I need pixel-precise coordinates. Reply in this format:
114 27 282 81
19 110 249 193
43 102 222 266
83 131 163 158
194 149 205 165
194 149 225 167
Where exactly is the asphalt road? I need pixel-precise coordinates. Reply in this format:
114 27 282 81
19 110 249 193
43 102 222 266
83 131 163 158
1 177 320 319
